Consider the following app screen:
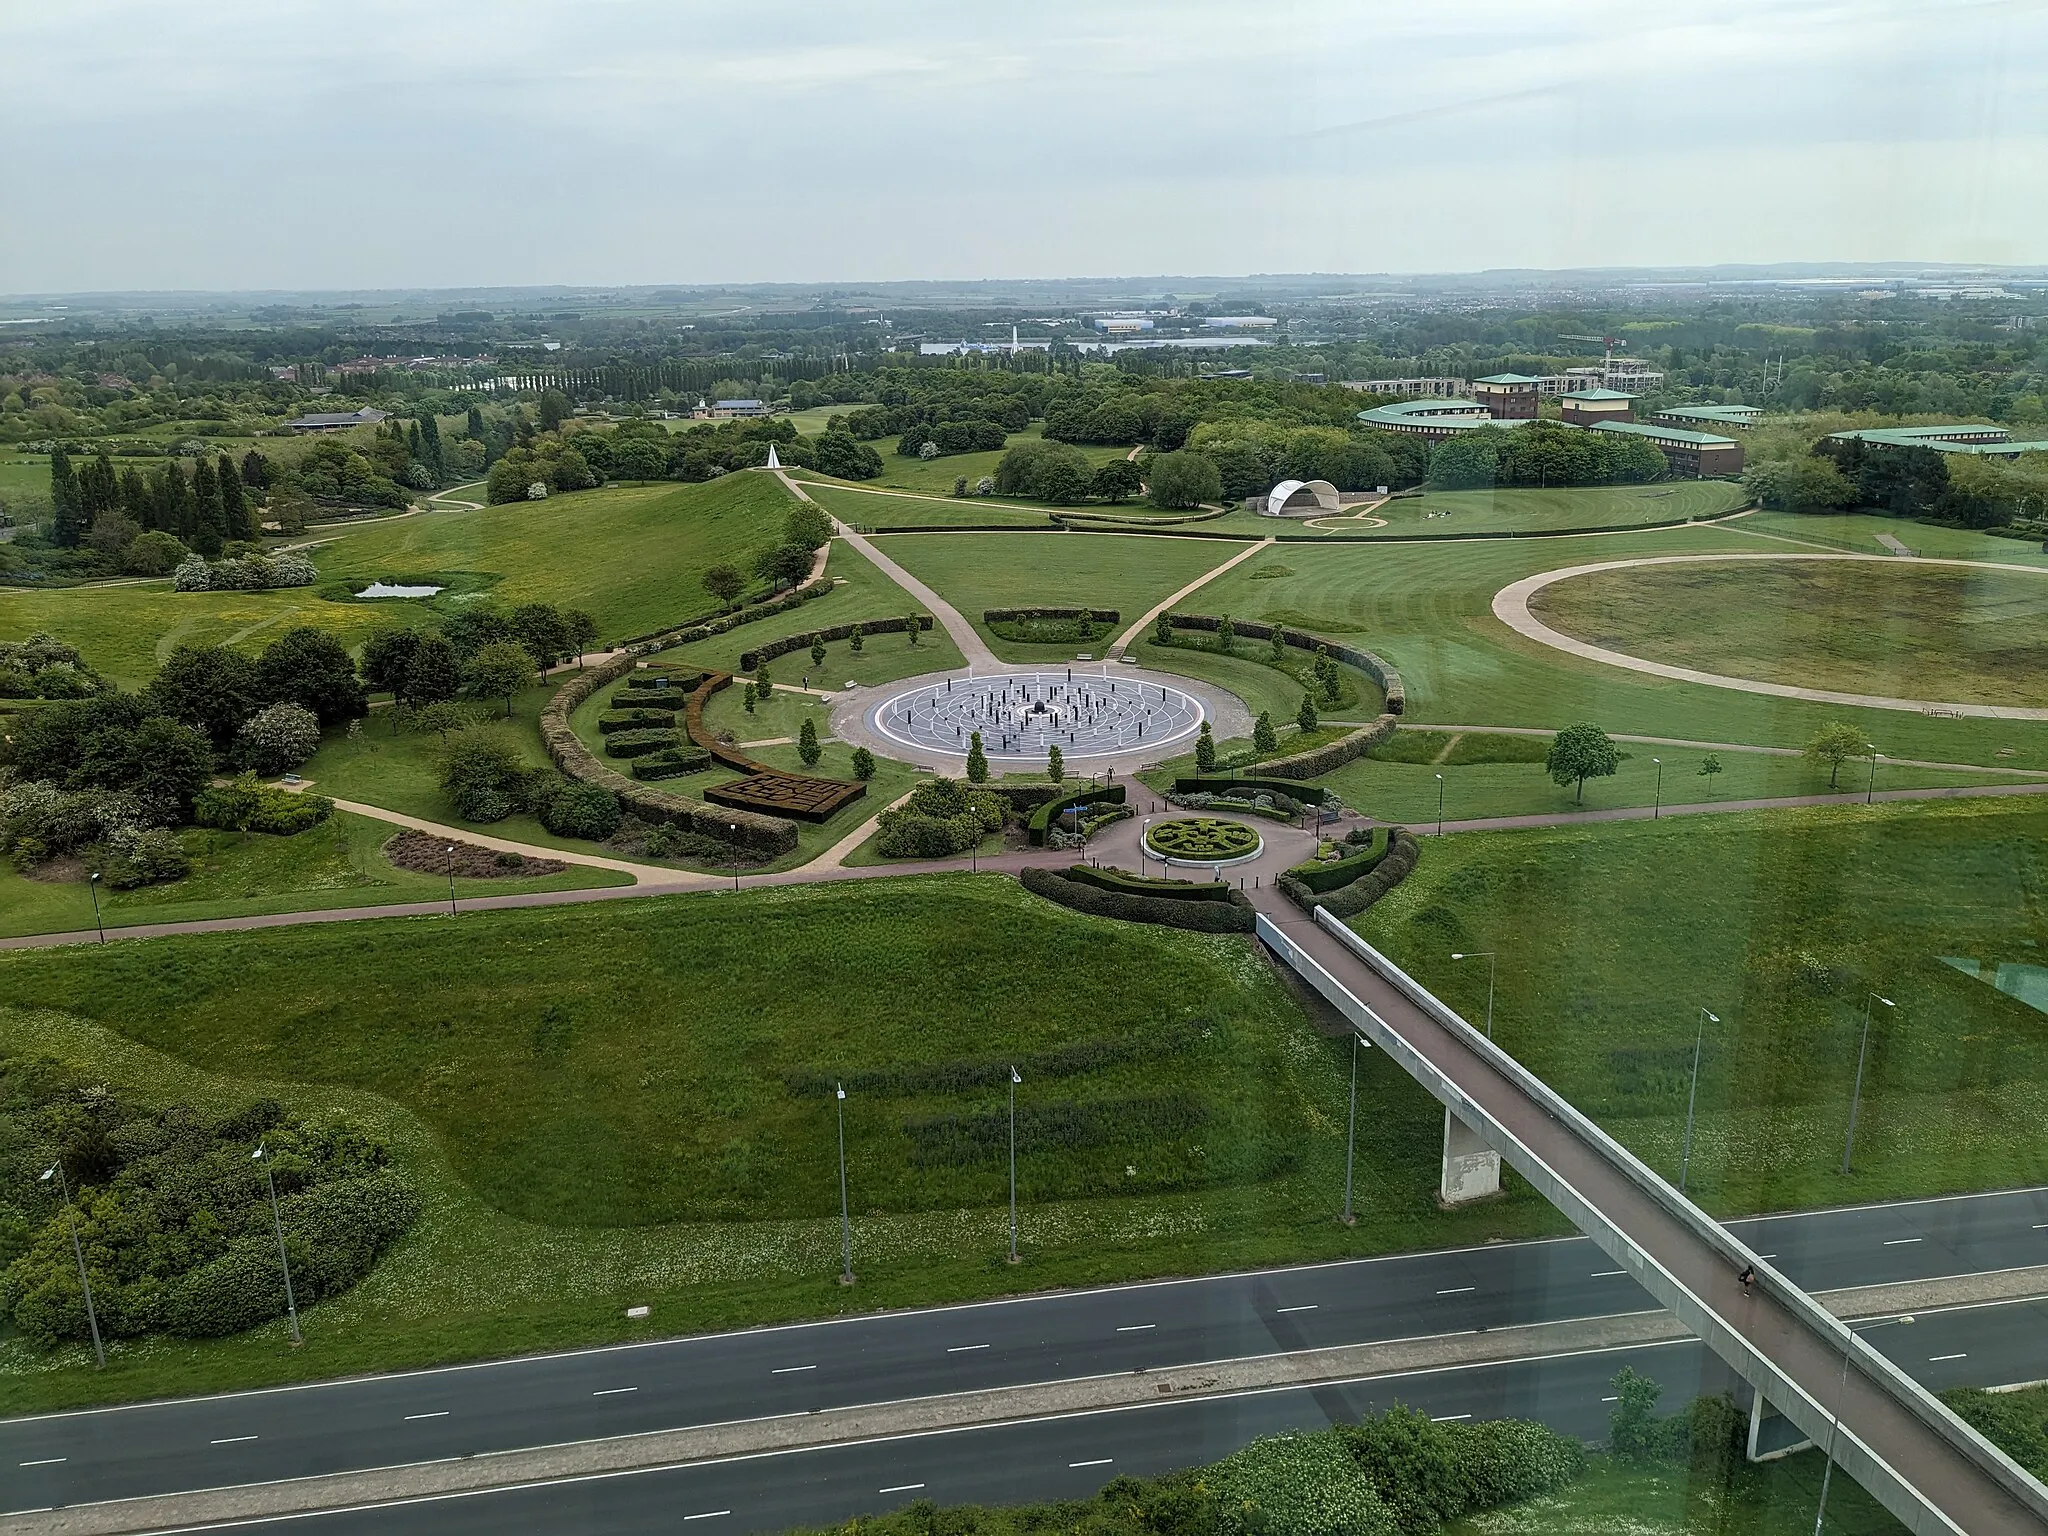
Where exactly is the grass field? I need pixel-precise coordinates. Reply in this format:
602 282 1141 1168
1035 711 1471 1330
1739 511 2048 566
1358 796 2048 1215
812 424 1132 499
877 531 1254 662
0 879 1559 1409
1531 558 2048 708
803 483 1060 529
0 472 800 685
1193 525 2048 772
0 809 625 937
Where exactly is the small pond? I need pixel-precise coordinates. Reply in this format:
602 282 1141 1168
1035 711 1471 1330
357 582 444 599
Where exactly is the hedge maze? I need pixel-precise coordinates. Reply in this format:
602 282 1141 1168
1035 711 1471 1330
684 670 867 822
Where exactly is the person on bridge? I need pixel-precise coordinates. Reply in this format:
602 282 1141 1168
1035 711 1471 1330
1738 1264 1756 1296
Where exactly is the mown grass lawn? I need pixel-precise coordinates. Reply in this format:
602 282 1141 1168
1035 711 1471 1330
1357 796 2048 1216
0 876 1559 1410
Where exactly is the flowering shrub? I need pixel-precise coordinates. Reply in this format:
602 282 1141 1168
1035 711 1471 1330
234 701 322 776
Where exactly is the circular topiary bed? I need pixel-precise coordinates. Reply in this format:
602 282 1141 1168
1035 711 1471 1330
1144 816 1263 866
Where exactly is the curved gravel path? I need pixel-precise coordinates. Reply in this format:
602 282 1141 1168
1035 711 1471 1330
1494 552 2048 722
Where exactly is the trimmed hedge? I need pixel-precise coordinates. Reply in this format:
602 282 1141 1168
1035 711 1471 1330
982 606 1120 624
1026 782 1128 846
618 575 835 650
629 748 713 780
602 728 680 759
1278 828 1420 917
1062 863 1236 903
737 614 932 672
539 655 797 854
1259 715 1399 780
1020 865 1255 933
599 708 678 733
1165 613 1405 715
1287 829 1390 894
1174 774 1328 804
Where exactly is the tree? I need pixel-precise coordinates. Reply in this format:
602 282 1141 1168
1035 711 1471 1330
124 717 214 815
756 540 813 590
1805 721 1871 789
438 726 524 822
361 629 423 700
784 504 834 552
537 389 571 433
466 406 485 440
812 431 883 481
563 609 599 666
1194 721 1216 773
234 702 322 776
1744 457 1855 514
418 412 445 484
810 633 827 667
1297 693 1318 733
217 453 255 540
403 635 463 706
1215 615 1235 652
966 730 989 784
190 458 225 557
1547 722 1621 803
146 644 262 753
1698 753 1723 797
1154 612 1174 645
850 746 876 781
465 641 536 716
1269 625 1288 663
742 681 757 714
1253 712 1278 753
1090 459 1143 503
240 449 270 490
1146 450 1221 510
703 563 745 610
1047 744 1064 783
256 628 366 724
1429 432 1500 490
992 438 1094 502
849 622 864 653
797 716 821 767
48 447 83 548
123 529 186 575
510 602 570 674
754 662 772 701
904 613 921 646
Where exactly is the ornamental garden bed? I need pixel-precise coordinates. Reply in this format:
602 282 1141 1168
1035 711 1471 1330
383 830 568 878
1143 816 1263 865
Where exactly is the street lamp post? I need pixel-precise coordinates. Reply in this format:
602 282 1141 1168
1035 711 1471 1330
1866 749 1882 804
1007 1065 1023 1263
1141 818 1151 876
1435 773 1444 838
1652 758 1663 820
730 824 740 893
252 1144 301 1345
1842 993 1895 1175
1341 1032 1359 1227
835 1083 854 1285
444 845 456 916
40 1164 105 1368
1451 952 1497 1039
1679 1007 1719 1194
88 870 105 944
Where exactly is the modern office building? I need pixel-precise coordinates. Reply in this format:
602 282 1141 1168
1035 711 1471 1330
1558 389 1636 426
1470 374 1542 419
1824 423 2048 457
1650 404 1764 432
1341 377 1468 398
1588 419 1744 477
1355 398 1526 440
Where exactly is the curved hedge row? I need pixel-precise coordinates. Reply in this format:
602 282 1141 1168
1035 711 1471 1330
1164 613 1405 715
736 613 932 673
617 575 835 650
1061 863 1237 904
1286 829 1390 894
1019 865 1255 933
1277 827 1420 918
539 655 798 854
1026 783 1128 846
1173 775 1328 805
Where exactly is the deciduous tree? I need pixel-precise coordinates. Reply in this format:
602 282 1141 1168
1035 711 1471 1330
1546 722 1621 803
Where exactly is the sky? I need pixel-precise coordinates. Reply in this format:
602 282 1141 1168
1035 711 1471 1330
2 0 2045 293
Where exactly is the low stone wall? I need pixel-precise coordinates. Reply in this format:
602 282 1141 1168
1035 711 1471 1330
541 657 798 854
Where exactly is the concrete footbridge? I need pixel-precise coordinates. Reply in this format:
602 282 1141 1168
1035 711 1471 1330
1253 898 2048 1536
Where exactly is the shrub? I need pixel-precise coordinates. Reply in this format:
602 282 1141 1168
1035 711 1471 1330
537 781 622 841
874 777 1003 858
602 728 680 758
193 774 333 835
850 746 876 781
598 709 677 733
1288 832 1390 894
1205 1429 1396 1536
798 715 821 767
94 825 190 888
1025 783 1129 845
1019 865 1255 933
1061 863 1236 902
122 529 187 576
234 701 322 776
438 726 525 822
1280 829 1420 918
628 748 712 781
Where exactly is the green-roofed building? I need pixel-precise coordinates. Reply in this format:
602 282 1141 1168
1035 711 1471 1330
1587 419 1744 478
1471 372 1541 419
1356 397 1532 441
1649 404 1764 432
1825 424 2048 458
1560 388 1636 426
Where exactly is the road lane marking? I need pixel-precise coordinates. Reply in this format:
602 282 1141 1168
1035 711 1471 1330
1275 1304 1318 1314
2034 1223 2048 1229
18 1458 66 1467
1432 1413 1472 1422
1591 1270 1627 1278
771 1365 816 1374
1070 1458 1114 1468
1930 1353 1968 1362
1755 1253 1777 1260
1436 1286 1476 1295
683 1512 730 1521
1600 1396 1619 1403
1883 1238 1923 1246
946 1344 990 1353
1116 1325 1155 1333
403 1412 449 1421
879 1483 926 1493
210 1435 260 1444
592 1387 638 1397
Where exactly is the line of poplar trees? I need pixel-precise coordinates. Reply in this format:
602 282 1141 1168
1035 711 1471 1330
48 447 264 556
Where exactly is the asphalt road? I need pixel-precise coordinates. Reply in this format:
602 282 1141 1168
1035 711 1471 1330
7 1186 2044 1523
123 1295 2048 1534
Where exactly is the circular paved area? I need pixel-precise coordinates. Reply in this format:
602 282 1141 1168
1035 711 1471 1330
1493 552 2048 723
872 672 1203 764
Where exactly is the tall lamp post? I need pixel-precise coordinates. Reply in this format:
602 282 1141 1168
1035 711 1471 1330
252 1144 302 1345
88 870 105 944
1652 758 1663 820
1007 1065 1023 1263
444 845 456 916
730 824 740 893
1842 993 1895 1175
1679 1007 1719 1194
1341 1032 1359 1227
1434 773 1445 838
1865 749 1882 804
39 1164 105 1368
1451 951 1497 1038
834 1083 854 1285
1140 818 1151 876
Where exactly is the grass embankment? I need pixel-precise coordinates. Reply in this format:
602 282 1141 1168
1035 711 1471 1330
803 424 1131 500
1358 796 2048 1215
1195 526 2048 772
0 877 1558 1410
0 809 625 938
1444 1451 1902 1535
0 472 797 686
804 483 1058 529
1531 558 2048 710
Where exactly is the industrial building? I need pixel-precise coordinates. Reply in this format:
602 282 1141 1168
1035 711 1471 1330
1588 419 1744 477
1559 388 1636 426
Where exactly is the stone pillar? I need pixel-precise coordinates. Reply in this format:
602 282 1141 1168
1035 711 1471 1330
1439 1106 1501 1205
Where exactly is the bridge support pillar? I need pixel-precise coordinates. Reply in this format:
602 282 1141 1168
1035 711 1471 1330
1747 1388 1816 1462
1439 1106 1501 1204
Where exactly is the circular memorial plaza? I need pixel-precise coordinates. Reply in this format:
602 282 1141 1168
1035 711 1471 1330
870 672 1205 764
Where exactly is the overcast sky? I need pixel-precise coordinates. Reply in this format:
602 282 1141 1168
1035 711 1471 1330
2 0 2044 293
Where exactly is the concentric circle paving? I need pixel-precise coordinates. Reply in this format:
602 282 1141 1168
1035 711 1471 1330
871 672 1204 763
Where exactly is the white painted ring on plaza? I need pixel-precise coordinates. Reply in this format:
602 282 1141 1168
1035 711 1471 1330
870 672 1206 762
